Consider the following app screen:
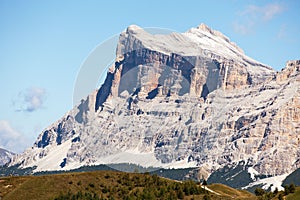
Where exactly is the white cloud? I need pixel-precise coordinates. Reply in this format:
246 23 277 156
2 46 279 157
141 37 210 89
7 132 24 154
14 87 46 112
234 3 285 35
241 4 284 21
233 21 254 35
277 24 286 39
262 4 284 21
0 120 31 153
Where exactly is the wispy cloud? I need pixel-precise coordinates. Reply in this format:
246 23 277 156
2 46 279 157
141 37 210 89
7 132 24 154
233 21 255 35
234 3 285 35
277 24 286 39
13 87 46 112
0 120 31 153
263 4 284 21
241 4 284 21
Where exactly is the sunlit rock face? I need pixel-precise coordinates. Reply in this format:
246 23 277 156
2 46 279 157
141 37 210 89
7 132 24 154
0 148 14 166
10 24 299 180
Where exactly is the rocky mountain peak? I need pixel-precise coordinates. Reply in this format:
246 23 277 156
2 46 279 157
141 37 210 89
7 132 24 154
112 24 275 108
125 24 144 34
196 23 244 54
118 24 273 70
197 23 211 31
285 60 300 73
276 60 300 82
8 25 299 190
0 148 14 166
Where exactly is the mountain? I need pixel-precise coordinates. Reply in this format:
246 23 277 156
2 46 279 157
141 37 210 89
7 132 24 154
9 24 299 189
0 148 14 166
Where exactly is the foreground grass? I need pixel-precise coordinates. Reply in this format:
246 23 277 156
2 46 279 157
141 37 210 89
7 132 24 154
0 170 257 200
286 186 300 200
208 183 255 199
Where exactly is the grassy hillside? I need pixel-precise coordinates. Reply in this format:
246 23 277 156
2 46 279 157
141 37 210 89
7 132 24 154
286 186 300 200
208 183 255 199
0 171 258 200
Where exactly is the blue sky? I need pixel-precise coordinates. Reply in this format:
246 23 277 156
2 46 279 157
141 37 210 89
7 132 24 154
0 0 299 153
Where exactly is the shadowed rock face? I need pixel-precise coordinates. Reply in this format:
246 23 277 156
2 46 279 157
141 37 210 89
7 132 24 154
9 25 299 179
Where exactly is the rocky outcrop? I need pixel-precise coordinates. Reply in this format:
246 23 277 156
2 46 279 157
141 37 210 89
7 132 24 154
0 148 14 166
9 24 299 181
276 60 300 82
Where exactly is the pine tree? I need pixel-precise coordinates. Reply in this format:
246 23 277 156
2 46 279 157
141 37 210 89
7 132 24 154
289 183 296 193
254 188 265 196
177 188 184 199
284 185 290 195
273 187 278 195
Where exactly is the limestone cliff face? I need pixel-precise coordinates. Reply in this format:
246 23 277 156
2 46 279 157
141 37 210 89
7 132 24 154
95 25 274 111
10 24 299 180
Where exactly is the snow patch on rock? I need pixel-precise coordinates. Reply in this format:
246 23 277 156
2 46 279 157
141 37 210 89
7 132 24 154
242 173 291 191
